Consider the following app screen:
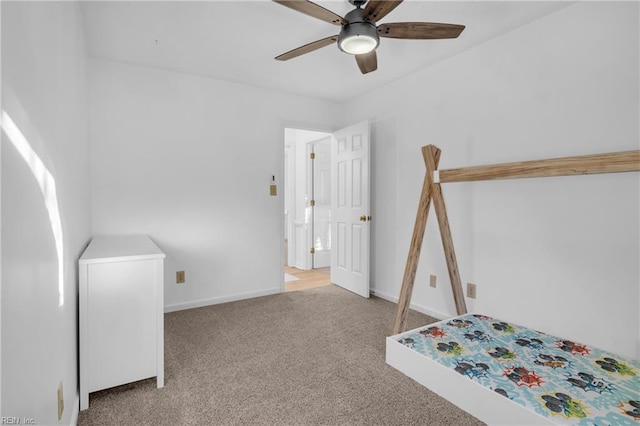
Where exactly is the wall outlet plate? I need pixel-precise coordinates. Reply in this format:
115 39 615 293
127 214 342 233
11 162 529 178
176 270 185 284
57 381 64 421
429 274 437 288
467 283 477 299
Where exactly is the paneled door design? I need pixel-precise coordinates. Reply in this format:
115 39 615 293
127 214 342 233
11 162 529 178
310 137 332 268
331 121 370 298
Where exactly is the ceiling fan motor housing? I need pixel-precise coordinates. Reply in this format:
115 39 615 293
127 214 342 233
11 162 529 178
338 7 380 55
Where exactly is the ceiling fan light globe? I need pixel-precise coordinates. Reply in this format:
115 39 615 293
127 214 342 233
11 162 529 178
340 35 377 55
338 22 380 55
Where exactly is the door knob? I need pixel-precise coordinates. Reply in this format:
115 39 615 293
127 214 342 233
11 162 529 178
360 215 366 221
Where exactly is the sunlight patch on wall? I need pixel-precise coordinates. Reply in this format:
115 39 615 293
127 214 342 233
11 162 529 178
1 110 65 307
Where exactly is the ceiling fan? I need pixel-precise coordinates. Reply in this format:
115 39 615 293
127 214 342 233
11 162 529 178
273 0 465 74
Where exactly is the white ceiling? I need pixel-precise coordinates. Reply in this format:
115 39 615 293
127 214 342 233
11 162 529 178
81 1 570 103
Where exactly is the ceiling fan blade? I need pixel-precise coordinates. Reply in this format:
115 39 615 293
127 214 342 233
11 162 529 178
363 0 403 23
355 51 377 74
378 22 465 39
275 35 339 61
272 0 346 26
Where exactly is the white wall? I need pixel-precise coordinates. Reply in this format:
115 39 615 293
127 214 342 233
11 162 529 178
343 2 640 359
1 1 635 423
1 1 91 423
89 59 340 312
0 2 3 416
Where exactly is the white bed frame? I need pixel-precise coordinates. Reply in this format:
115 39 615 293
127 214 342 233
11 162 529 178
386 323 555 425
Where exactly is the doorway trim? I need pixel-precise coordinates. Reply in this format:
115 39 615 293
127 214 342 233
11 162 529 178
281 123 334 292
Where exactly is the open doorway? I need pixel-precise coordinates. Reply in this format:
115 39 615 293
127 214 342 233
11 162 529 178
284 127 332 292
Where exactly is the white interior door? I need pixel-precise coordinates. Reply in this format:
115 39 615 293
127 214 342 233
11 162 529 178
331 121 370 298
311 137 332 268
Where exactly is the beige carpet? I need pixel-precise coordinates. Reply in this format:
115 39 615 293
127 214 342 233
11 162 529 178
78 285 483 425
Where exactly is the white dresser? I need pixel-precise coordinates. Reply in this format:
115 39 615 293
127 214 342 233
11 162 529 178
79 235 165 410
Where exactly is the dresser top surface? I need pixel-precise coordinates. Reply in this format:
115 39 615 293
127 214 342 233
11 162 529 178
80 235 165 264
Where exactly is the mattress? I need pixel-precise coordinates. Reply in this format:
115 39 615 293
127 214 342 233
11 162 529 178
386 313 639 425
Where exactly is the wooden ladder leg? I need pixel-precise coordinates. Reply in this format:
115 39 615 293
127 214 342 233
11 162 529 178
423 145 468 316
391 145 441 335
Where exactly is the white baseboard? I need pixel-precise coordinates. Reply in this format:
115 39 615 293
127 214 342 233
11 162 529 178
371 288 450 321
70 395 79 426
164 287 282 313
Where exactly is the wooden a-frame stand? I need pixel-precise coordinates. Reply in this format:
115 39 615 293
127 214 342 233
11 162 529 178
392 145 640 335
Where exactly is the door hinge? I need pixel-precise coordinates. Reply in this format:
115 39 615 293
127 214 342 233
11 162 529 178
310 152 315 160
310 199 316 207
310 247 315 254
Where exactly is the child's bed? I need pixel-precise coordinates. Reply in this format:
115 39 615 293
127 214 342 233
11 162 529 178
386 313 640 425
387 147 640 425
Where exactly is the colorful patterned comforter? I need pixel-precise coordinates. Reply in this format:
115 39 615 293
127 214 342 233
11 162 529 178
397 314 639 425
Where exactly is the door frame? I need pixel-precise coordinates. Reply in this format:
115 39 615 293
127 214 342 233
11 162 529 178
282 124 334 290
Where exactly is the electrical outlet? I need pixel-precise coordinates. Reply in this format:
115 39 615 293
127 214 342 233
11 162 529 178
57 381 64 421
467 283 477 299
176 270 185 284
429 274 437 288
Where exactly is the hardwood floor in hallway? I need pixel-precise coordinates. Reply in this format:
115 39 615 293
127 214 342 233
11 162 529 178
284 239 331 292
284 266 331 292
